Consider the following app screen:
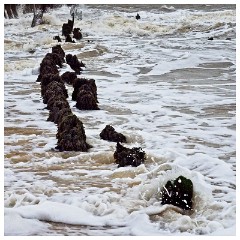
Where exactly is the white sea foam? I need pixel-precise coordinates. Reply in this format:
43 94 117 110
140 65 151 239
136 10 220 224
4 211 50 236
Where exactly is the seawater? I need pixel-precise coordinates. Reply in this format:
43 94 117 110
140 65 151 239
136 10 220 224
4 4 236 236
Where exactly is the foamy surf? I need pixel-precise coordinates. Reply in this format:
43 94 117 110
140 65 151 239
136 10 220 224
4 4 236 236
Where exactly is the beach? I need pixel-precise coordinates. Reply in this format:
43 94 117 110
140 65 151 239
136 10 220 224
4 4 236 235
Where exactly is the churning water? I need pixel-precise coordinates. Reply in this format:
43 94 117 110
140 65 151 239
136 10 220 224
4 4 236 236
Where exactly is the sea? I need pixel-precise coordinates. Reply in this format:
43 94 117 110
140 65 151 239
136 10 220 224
3 3 236 236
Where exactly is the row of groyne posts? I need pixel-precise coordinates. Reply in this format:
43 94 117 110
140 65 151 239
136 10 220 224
35 9 145 167
9 5 195 212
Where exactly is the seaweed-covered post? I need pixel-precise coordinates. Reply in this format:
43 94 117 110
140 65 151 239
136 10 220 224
114 142 145 167
161 175 193 210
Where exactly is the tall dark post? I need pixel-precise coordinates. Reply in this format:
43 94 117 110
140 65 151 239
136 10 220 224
31 4 44 27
